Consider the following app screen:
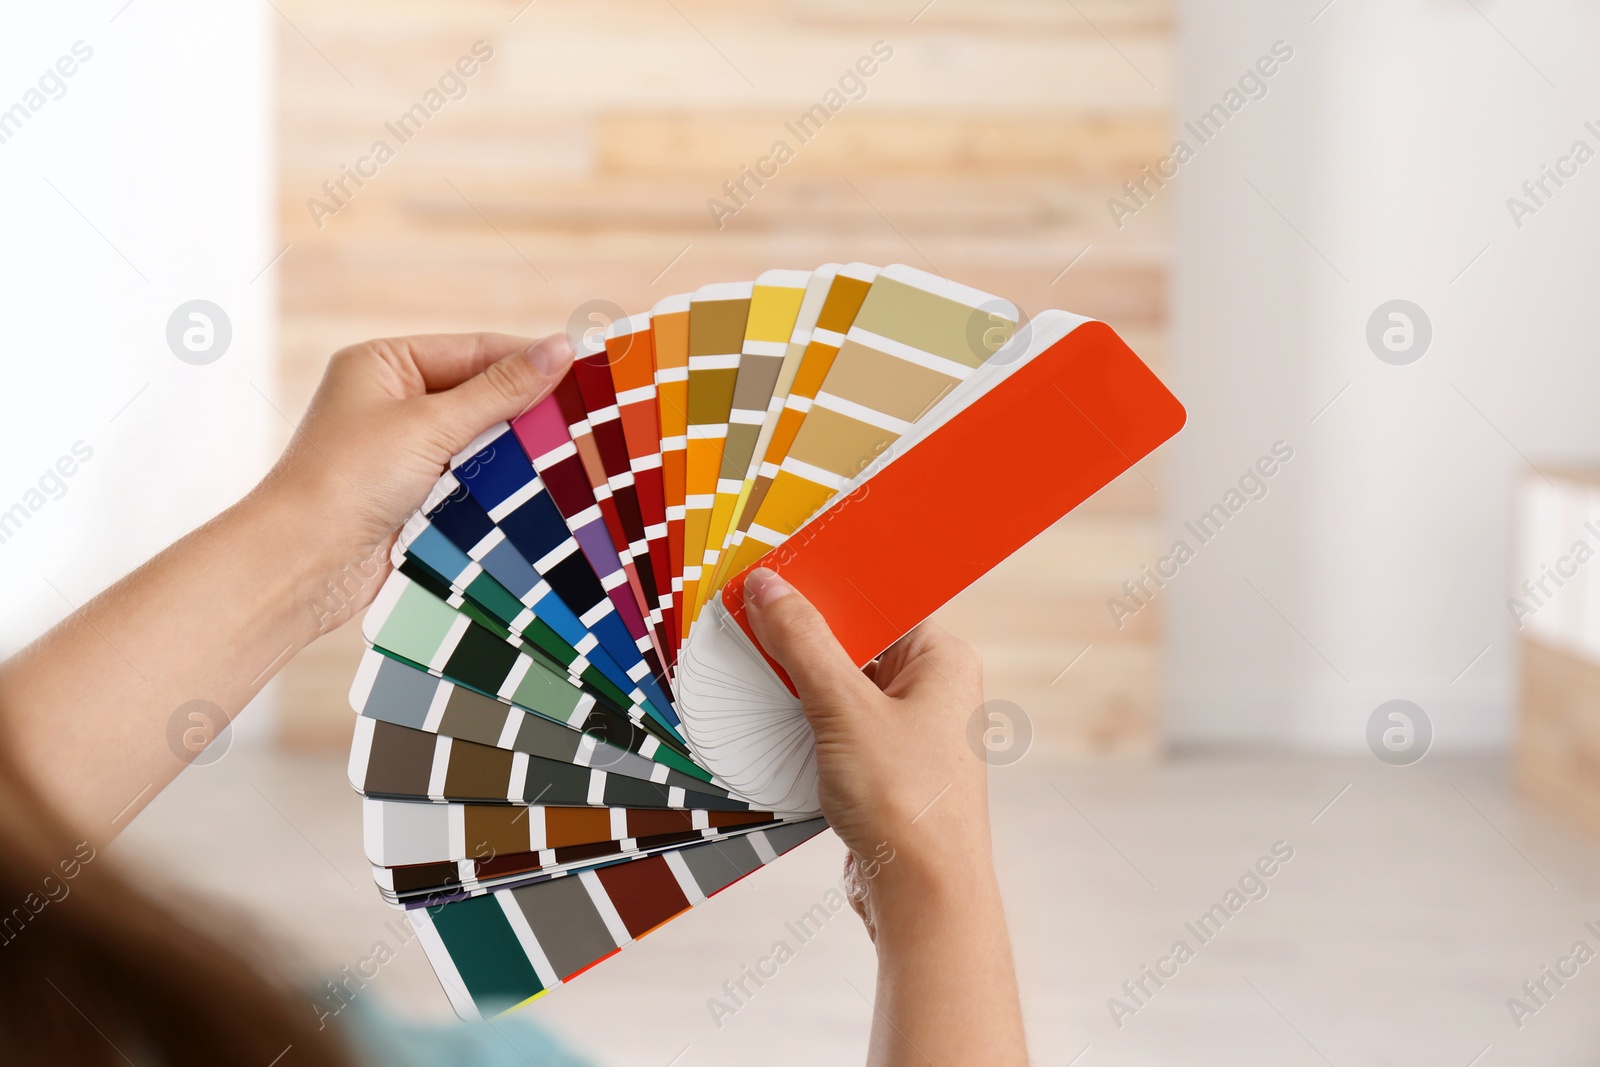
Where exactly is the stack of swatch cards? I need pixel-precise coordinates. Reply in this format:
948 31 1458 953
347 262 1186 1018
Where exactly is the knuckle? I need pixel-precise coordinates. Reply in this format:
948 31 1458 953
481 356 530 405
330 338 417 391
944 634 980 666
326 343 370 374
777 592 819 626
923 627 982 677
921 622 969 655
766 591 818 635
417 409 469 460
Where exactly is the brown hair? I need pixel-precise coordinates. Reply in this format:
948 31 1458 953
0 740 356 1066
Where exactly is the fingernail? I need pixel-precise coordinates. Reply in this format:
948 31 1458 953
745 566 793 609
526 334 573 378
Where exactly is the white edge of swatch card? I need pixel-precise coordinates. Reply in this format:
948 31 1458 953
755 268 812 290
347 714 376 793
786 265 839 337
361 796 388 866
361 572 412 646
674 309 1094 815
761 266 842 413
694 280 755 301
651 292 691 316
605 311 652 340
349 647 385 713
364 795 452 867
422 470 463 513
393 477 459 562
393 511 431 563
451 421 510 469
497 892 561 992
409 911 486 1021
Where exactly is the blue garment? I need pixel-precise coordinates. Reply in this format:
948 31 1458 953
342 996 593 1067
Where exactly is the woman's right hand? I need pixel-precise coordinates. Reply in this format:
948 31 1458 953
741 567 994 916
742 566 1028 1066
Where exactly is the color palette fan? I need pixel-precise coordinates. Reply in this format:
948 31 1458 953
346 262 1186 1018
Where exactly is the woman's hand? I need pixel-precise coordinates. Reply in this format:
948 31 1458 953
741 566 1027 1066
0 332 572 838
261 332 574 621
741 567 991 888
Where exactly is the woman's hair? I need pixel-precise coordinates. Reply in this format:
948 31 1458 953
0 737 356 1066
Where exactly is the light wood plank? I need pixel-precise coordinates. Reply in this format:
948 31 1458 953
595 111 1170 178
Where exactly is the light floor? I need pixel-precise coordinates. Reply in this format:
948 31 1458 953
116 747 1600 1066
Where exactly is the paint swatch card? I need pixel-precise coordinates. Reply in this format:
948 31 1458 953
651 295 692 664
679 282 754 637
681 311 1186 810
410 819 829 1018
602 314 678 664
347 263 1184 1020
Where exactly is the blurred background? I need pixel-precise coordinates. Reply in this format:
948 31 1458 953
5 0 1600 1063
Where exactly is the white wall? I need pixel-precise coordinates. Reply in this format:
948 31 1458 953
0 4 276 726
1165 0 1600 749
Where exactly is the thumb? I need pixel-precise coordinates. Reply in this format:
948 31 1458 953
743 567 872 712
429 333 574 453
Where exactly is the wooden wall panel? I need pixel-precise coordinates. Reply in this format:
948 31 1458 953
274 0 1173 762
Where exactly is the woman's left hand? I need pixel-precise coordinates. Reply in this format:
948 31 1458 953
262 331 573 617
0 330 571 835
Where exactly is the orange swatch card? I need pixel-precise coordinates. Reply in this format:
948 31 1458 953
719 317 1186 676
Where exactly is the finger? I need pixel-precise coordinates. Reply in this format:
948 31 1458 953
426 334 574 453
742 567 872 709
369 333 542 394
